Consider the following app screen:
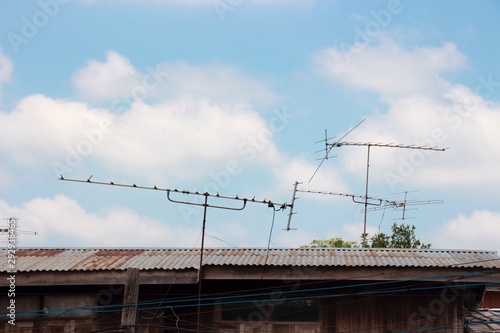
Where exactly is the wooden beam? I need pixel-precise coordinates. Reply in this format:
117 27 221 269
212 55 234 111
121 268 140 333
2 266 498 286
0 269 198 286
201 266 500 283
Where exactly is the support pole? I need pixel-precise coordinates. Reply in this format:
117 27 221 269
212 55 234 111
285 181 300 231
197 194 208 333
362 145 371 247
121 268 140 333
402 191 408 221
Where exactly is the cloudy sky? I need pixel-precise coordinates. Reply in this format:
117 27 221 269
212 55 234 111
0 1 499 251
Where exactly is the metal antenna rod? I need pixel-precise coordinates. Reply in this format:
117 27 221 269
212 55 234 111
59 176 292 209
1 217 38 245
402 191 408 221
296 189 401 207
363 145 371 245
285 181 301 231
362 191 444 222
363 198 444 213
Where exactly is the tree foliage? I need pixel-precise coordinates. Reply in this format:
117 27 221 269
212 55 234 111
374 222 431 249
303 223 431 249
302 237 359 248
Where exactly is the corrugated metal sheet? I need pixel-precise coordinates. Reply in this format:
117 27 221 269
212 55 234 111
1 248 499 272
465 309 500 333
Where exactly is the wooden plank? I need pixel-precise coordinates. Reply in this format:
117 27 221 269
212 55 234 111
201 266 500 283
121 268 139 333
0 270 198 286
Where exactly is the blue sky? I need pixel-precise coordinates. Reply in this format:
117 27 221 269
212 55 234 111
0 0 499 251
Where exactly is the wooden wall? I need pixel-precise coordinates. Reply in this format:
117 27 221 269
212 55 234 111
320 286 463 333
0 280 473 333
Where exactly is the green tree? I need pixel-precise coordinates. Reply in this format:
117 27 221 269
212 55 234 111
302 223 430 249
369 232 391 248
302 237 359 248
368 222 431 249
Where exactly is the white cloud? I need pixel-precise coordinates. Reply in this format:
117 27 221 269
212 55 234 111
426 210 500 252
0 94 113 167
99 97 279 181
0 52 289 183
150 61 281 107
72 51 281 108
0 195 201 247
0 94 283 184
72 51 142 102
313 40 467 99
273 229 320 248
272 155 349 195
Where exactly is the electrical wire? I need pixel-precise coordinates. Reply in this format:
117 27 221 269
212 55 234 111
11 268 500 317
262 208 278 273
7 295 500 333
9 271 499 319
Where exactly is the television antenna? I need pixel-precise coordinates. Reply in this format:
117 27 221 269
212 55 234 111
362 190 444 221
296 188 404 208
310 123 448 245
295 187 407 236
296 187 444 243
1 217 38 243
58 175 296 333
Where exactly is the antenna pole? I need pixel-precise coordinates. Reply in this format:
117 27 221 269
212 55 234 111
402 191 408 221
197 193 208 333
285 181 300 231
362 145 371 246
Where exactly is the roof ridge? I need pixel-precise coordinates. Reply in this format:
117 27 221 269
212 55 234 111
6 247 498 253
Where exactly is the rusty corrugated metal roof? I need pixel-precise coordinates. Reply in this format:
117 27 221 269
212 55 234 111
1 248 499 272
